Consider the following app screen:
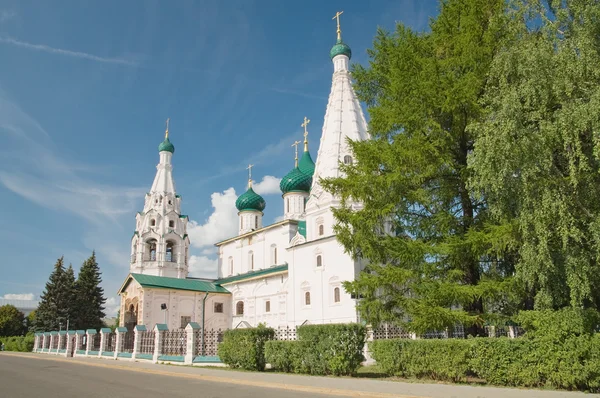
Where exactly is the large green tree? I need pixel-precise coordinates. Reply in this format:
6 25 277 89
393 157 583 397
33 257 74 331
469 0 600 310
0 305 25 336
73 251 106 330
323 0 515 335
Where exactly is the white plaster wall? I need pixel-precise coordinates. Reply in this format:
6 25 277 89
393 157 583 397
225 273 289 328
217 222 297 278
238 211 263 235
283 192 308 220
288 236 361 326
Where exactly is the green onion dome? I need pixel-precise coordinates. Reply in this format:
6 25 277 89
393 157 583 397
235 187 266 212
298 150 315 177
280 167 312 194
158 137 175 153
330 38 352 60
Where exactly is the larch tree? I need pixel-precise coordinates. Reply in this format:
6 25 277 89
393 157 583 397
323 0 516 335
469 0 600 310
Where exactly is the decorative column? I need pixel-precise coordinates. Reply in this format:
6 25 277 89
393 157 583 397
74 330 85 355
99 328 111 357
115 327 127 359
185 322 200 365
132 325 146 360
362 326 375 366
50 331 58 353
42 333 49 352
32 334 38 352
86 329 96 355
65 331 76 357
153 324 167 363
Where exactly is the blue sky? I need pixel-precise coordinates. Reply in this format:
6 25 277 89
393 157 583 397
0 0 438 314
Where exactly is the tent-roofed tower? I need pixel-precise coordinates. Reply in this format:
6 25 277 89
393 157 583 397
304 11 370 241
130 119 190 279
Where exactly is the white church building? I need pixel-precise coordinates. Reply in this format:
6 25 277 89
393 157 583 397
118 16 370 332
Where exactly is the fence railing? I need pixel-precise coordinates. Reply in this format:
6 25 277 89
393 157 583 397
32 322 527 364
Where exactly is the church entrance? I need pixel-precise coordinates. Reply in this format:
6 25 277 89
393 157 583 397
124 304 138 332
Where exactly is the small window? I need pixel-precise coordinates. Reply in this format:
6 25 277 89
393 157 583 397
344 155 353 165
229 257 234 275
286 198 290 213
241 217 244 229
334 287 340 303
255 215 258 228
273 247 277 264
318 224 324 236
150 219 156 227
214 302 223 313
265 301 270 313
236 301 244 315
168 200 172 205
305 292 311 306
249 251 254 270
180 316 191 329
169 220 174 228
316 255 322 267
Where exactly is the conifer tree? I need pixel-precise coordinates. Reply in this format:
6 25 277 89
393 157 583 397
34 257 72 331
73 251 106 330
323 0 514 335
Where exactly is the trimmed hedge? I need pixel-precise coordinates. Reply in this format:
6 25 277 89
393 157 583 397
0 335 34 352
217 325 274 371
265 323 366 376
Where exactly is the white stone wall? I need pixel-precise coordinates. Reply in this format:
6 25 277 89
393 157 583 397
217 222 298 278
283 192 308 220
238 211 263 235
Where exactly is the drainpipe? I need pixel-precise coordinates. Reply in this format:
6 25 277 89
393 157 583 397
201 292 209 356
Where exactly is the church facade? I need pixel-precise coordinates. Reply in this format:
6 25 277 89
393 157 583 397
118 16 370 332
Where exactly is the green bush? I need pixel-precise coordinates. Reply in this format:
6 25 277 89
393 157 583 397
217 325 274 371
0 334 34 352
264 340 304 373
516 308 600 342
370 339 473 382
265 323 366 376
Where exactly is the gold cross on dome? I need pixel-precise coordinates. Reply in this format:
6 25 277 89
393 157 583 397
301 116 310 138
332 11 344 40
246 164 254 188
165 118 170 138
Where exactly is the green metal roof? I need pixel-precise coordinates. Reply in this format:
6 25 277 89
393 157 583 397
158 137 175 153
235 187 266 212
330 38 352 60
280 166 312 194
298 220 307 238
216 264 288 285
298 150 315 177
126 273 229 294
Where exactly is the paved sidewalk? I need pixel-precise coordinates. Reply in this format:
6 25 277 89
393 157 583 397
5 352 598 398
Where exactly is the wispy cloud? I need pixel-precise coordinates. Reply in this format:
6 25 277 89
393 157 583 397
0 36 139 66
0 10 16 22
1 293 35 300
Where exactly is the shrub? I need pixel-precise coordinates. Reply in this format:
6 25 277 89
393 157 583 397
0 334 34 352
264 340 304 373
370 339 473 382
516 308 600 342
217 325 274 371
296 323 366 376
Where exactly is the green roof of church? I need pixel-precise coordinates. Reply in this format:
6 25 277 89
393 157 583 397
280 167 312 194
298 150 315 177
235 187 266 212
158 137 175 153
330 39 352 60
216 264 288 285
126 273 229 294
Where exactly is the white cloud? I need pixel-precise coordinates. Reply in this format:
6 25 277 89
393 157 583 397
252 175 281 195
188 255 218 278
0 36 138 66
274 215 285 223
1 293 35 300
187 188 238 249
104 297 120 317
201 247 216 256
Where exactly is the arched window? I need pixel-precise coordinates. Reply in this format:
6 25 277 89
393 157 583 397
249 251 254 270
344 155 353 165
305 292 311 306
334 287 340 303
150 219 156 227
166 241 174 262
265 301 270 313
168 200 172 205
271 245 277 265
147 240 157 261
286 198 290 213
236 301 244 315
255 215 258 228
169 220 174 228
241 217 244 229
316 255 322 267
229 257 234 275
318 224 324 236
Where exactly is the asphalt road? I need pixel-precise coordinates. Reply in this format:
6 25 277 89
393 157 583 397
0 355 332 398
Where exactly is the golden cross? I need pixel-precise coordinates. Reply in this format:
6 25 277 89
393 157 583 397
292 140 301 166
165 118 170 139
301 116 310 138
246 164 254 188
332 11 344 40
